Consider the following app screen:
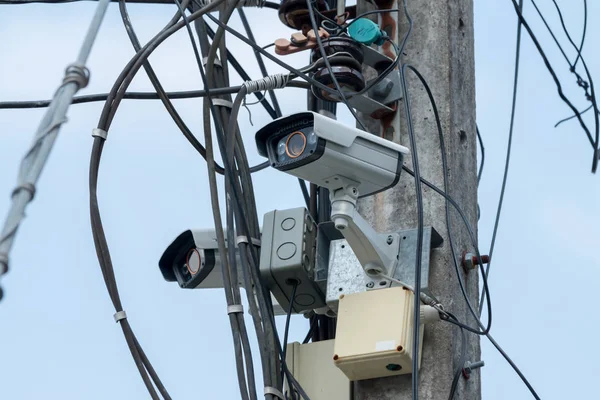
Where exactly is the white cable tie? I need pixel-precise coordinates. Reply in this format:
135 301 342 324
236 235 261 247
243 74 290 94
227 305 244 315
264 387 284 399
11 183 36 200
92 128 108 140
202 56 222 67
211 99 234 109
113 310 127 323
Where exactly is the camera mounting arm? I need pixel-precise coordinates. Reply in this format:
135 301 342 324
330 182 399 277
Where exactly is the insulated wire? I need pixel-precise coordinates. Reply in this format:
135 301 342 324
281 283 298 383
508 0 597 172
403 66 539 398
479 0 523 313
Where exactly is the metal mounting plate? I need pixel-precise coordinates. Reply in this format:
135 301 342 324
325 226 442 313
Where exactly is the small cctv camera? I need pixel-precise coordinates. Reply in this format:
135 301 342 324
255 111 409 197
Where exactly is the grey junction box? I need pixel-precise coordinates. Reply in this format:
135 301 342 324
260 207 325 313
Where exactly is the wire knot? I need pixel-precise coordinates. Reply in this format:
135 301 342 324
243 74 289 94
63 63 90 89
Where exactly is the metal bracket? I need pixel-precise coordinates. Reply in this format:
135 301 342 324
325 226 443 313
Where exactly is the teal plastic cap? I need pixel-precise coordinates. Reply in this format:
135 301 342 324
348 18 385 46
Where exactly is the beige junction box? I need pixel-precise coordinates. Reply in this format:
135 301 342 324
284 339 351 400
333 286 424 381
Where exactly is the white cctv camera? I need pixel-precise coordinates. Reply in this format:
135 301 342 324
255 111 409 197
256 112 411 278
158 229 242 289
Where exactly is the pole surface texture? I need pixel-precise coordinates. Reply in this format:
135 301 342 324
355 0 481 399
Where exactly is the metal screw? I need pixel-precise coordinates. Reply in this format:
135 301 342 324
366 281 374 288
461 251 490 272
462 360 485 379
387 235 394 245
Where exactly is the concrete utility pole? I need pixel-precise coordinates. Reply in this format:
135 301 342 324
355 1 481 399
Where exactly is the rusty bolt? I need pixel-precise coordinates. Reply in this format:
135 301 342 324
461 251 490 272
462 360 484 380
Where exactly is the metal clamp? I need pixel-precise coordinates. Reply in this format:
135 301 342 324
236 235 261 247
113 310 127 323
264 387 284 399
227 304 244 315
92 128 108 140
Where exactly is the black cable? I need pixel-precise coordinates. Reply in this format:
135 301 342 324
549 0 599 172
480 0 523 312
0 87 240 109
401 64 539 399
302 317 317 344
118 0 222 174
509 0 597 172
237 8 282 117
281 284 298 383
573 0 587 69
395 5 421 397
476 125 485 186
445 312 466 400
401 64 492 336
203 22 279 119
555 104 594 128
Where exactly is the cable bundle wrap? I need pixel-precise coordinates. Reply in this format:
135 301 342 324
62 63 90 89
242 74 289 94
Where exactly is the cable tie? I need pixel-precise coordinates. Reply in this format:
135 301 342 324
113 310 127 323
211 99 233 109
92 128 108 140
202 57 222 68
236 235 261 247
62 63 90 89
227 304 244 315
11 183 36 200
264 387 284 399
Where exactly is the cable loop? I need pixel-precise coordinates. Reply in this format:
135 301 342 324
62 63 90 89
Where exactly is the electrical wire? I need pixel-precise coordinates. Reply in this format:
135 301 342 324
555 104 594 128
446 312 467 400
509 0 598 172
87 1 221 398
402 66 539 399
479 0 523 313
281 283 298 383
476 125 485 186
395 4 423 398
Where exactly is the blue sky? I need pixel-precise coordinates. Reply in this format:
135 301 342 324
0 1 598 399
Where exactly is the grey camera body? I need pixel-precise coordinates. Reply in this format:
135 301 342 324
260 207 325 314
255 111 409 197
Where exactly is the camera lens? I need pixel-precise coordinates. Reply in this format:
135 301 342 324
285 131 307 158
186 248 202 275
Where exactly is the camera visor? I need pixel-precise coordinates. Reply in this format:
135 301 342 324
284 131 307 158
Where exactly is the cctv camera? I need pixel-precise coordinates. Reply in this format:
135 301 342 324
159 229 242 289
255 111 409 197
